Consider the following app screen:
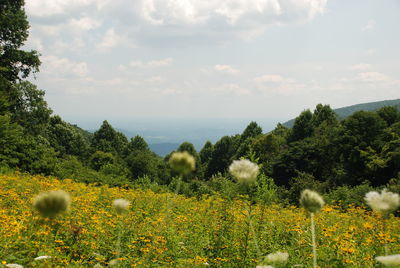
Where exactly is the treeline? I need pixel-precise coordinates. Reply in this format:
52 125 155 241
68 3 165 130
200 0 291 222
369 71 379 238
1 0 400 205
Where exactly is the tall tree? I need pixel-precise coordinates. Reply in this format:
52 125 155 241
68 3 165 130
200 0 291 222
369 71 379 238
0 0 40 115
91 120 128 156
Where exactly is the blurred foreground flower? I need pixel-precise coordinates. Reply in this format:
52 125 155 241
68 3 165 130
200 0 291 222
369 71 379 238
33 190 70 218
5 264 24 268
113 198 130 215
300 189 324 268
365 189 400 217
169 151 195 175
300 189 324 213
376 254 400 266
34 256 51 261
265 251 289 263
229 159 259 183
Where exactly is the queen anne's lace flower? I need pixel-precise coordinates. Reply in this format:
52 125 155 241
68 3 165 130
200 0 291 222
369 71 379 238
265 251 289 263
169 151 196 175
112 199 130 215
5 264 24 268
33 190 71 218
229 159 259 182
376 254 400 266
365 189 400 216
34 256 51 261
300 189 324 213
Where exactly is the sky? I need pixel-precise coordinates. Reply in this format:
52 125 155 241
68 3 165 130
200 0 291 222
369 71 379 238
23 0 400 129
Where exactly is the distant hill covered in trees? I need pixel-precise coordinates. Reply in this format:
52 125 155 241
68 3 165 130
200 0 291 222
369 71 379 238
283 99 400 128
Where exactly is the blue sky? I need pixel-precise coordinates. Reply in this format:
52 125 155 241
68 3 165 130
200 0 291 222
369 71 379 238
24 0 400 126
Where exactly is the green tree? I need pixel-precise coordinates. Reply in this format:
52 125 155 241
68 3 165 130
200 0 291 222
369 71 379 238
46 115 90 159
235 121 263 159
0 0 40 80
206 135 238 178
199 141 213 164
311 104 337 127
11 81 52 135
91 120 128 156
127 135 149 152
377 106 400 126
288 109 313 142
0 0 40 116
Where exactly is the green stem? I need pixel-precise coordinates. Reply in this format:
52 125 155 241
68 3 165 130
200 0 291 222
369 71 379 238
116 219 122 267
383 217 388 256
310 212 317 268
242 201 253 267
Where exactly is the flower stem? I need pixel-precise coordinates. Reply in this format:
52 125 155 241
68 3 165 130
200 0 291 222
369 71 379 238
310 212 317 268
383 217 388 256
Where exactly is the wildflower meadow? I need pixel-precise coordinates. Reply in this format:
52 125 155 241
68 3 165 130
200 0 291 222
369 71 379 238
1 171 400 267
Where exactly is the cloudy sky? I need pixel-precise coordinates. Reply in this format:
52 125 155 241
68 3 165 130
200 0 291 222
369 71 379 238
24 0 400 125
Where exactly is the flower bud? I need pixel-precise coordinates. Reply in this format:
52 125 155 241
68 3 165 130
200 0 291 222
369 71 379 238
169 151 195 175
112 198 130 215
265 251 289 263
300 189 324 213
228 159 259 183
376 254 400 266
33 190 71 218
365 189 400 217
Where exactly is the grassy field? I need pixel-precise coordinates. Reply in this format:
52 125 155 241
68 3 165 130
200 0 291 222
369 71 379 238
1 173 399 267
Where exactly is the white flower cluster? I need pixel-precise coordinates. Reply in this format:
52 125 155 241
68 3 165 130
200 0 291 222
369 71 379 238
5 264 24 268
265 251 289 263
34 256 51 261
365 189 400 216
228 159 259 183
169 151 196 175
112 199 130 215
300 189 324 213
376 254 400 266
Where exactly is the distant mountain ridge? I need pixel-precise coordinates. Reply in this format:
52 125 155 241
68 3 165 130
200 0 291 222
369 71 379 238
283 99 400 128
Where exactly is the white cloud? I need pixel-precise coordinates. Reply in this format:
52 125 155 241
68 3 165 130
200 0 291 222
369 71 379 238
212 83 250 96
98 28 120 49
214 64 239 74
254 74 284 83
254 74 305 95
122 58 173 69
41 55 89 77
26 0 328 48
356 72 389 83
148 58 173 67
25 0 105 17
362 20 376 32
69 17 102 31
349 63 372 71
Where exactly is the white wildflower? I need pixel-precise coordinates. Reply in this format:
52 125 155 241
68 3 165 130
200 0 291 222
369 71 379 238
265 251 289 263
229 159 259 182
365 189 400 216
5 264 24 268
112 199 130 215
300 189 324 213
34 256 51 260
108 259 118 266
376 254 400 266
169 151 196 175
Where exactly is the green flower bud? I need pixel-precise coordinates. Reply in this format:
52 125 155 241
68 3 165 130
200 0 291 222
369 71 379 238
33 190 71 218
169 151 195 175
300 189 324 213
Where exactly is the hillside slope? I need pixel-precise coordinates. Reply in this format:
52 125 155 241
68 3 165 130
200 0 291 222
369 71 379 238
283 98 400 128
